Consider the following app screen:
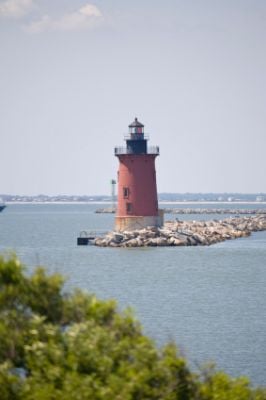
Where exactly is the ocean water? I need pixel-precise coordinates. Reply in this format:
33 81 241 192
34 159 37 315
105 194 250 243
0 203 265 386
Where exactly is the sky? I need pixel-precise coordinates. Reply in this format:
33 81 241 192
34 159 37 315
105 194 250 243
0 0 266 195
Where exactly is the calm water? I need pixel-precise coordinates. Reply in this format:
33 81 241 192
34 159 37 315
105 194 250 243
0 203 266 386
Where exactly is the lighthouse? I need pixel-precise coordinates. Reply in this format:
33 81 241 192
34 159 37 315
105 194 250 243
114 118 163 232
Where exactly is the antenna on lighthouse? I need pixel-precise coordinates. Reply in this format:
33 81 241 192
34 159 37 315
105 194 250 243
110 179 116 212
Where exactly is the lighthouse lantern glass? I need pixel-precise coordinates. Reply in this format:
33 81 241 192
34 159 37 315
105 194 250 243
129 126 144 138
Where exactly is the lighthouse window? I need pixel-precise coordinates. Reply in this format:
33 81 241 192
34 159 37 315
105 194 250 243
123 187 129 198
126 202 132 214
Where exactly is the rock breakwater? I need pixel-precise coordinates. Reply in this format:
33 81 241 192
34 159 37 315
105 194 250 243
164 208 266 215
95 208 266 215
94 216 266 247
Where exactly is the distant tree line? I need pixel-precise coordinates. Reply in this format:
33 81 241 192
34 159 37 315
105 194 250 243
1 192 266 203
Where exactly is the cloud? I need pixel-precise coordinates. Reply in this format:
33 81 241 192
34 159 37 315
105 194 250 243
0 0 33 18
25 3 102 33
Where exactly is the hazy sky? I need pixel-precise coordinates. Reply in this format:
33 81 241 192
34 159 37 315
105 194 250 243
1 0 265 195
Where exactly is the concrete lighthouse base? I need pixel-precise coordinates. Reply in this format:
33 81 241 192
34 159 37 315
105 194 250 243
115 210 164 232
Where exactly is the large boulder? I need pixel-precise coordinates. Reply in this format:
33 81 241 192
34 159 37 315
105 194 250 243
113 233 124 243
192 233 209 245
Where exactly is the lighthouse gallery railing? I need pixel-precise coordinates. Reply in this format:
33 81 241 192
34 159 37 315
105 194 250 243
114 146 159 156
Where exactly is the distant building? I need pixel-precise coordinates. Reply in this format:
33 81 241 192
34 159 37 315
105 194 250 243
256 196 265 202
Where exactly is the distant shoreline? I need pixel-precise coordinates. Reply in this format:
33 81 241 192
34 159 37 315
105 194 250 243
5 201 266 205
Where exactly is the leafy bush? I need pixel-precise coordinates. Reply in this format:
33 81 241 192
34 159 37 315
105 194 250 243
0 255 265 399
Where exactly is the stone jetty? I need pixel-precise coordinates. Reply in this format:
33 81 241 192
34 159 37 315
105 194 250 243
95 208 266 215
164 208 266 215
94 215 266 247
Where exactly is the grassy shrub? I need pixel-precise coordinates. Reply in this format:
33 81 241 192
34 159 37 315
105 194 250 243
0 255 265 400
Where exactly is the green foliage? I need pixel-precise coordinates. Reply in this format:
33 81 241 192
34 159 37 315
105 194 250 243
0 254 265 399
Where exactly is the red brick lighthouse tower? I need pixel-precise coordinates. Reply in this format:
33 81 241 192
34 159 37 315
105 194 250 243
114 118 163 231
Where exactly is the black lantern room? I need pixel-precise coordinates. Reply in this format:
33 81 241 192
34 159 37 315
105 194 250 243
126 117 147 154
